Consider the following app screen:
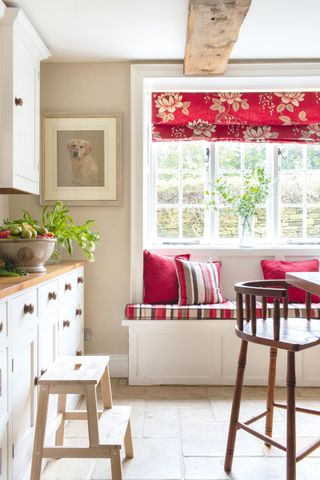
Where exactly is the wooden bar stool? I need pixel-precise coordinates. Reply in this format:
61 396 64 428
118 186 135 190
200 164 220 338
30 355 134 480
224 280 320 480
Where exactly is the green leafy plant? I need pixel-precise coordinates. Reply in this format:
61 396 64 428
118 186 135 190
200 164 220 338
205 167 271 241
41 201 100 262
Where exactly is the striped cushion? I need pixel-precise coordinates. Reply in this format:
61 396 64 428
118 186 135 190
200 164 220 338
125 302 320 321
174 258 224 305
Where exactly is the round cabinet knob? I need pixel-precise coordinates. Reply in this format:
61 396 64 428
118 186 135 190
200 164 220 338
63 319 70 328
77 276 84 284
76 308 82 316
15 97 23 106
24 303 34 314
76 350 83 356
65 283 72 291
48 291 57 301
0 322 3 333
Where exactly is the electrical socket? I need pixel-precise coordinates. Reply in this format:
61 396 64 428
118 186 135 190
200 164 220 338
84 327 93 341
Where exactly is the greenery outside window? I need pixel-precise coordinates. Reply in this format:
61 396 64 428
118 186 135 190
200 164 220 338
149 141 320 246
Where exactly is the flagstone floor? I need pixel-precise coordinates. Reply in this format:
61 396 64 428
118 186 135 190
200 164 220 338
42 380 320 480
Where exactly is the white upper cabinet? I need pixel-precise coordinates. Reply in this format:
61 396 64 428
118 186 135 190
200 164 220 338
0 8 50 194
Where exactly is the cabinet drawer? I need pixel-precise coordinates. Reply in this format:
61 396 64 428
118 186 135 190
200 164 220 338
39 280 59 318
0 304 7 345
9 289 37 334
0 348 8 420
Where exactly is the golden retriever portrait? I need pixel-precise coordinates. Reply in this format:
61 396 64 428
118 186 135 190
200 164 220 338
67 138 99 186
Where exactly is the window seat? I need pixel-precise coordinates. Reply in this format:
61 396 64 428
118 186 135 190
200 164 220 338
125 301 320 321
122 301 320 386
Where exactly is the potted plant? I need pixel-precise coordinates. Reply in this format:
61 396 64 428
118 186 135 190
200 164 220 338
205 167 271 247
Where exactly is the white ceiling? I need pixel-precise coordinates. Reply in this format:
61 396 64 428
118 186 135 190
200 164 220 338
4 0 320 62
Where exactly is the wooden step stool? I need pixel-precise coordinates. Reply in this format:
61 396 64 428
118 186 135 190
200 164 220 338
30 355 134 480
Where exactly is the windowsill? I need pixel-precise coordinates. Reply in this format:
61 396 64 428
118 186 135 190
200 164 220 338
149 244 320 256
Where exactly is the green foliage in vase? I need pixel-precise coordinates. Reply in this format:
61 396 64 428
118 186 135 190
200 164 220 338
41 201 100 262
205 167 272 235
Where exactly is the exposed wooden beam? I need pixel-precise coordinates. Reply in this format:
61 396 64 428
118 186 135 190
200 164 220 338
184 0 252 76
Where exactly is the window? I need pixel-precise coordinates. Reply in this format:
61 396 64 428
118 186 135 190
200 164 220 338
149 141 320 245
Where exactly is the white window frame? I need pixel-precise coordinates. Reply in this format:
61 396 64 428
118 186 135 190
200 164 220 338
130 63 320 302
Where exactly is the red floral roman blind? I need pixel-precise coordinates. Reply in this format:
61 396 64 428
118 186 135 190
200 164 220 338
151 92 320 143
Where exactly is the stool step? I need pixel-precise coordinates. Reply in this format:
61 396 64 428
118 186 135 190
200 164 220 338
99 406 131 447
39 355 110 385
42 458 95 480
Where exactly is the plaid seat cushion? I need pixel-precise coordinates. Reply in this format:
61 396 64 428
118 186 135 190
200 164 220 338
125 302 320 320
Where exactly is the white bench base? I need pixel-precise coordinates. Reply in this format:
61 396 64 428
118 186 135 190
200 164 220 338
122 319 320 386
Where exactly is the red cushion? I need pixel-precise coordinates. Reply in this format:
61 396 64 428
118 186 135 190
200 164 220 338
261 259 320 303
143 250 190 304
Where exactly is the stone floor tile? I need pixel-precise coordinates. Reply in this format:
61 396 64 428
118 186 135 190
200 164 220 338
42 458 95 480
144 407 180 437
179 408 215 425
181 421 263 457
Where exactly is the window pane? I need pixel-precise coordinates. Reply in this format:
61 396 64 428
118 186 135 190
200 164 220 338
156 144 179 170
183 173 204 204
255 208 267 238
218 144 241 170
307 208 320 237
157 207 179 238
280 173 303 203
279 145 303 170
218 208 238 238
244 144 267 170
219 174 241 202
307 145 320 169
281 207 303 238
182 208 205 238
157 173 179 204
306 172 320 203
182 143 207 170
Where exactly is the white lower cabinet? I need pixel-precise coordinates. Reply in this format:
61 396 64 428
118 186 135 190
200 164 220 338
1 264 84 480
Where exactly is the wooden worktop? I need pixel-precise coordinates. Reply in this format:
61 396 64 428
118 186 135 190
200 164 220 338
0 261 85 299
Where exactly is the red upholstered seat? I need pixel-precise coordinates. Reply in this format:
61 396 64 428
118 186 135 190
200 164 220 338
125 302 320 321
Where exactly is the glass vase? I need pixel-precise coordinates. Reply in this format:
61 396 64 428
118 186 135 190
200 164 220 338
239 217 254 248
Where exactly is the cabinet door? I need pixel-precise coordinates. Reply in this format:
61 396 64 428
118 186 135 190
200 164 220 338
0 423 8 480
11 327 37 480
12 36 39 194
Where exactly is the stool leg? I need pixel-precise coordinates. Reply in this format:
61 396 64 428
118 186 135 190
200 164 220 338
287 351 296 480
100 365 113 409
85 384 100 447
111 449 122 480
124 419 134 458
224 340 248 473
30 385 50 480
265 347 278 446
55 394 67 446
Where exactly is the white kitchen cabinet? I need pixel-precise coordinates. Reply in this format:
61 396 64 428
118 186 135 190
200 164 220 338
0 8 50 194
0 262 84 480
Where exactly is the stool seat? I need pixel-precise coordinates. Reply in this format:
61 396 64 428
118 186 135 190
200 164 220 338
30 355 133 480
238 317 320 351
39 355 110 385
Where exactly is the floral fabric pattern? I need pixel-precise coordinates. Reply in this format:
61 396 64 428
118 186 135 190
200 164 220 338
152 91 320 143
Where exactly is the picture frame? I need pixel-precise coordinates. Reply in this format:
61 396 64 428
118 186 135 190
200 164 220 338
41 113 122 205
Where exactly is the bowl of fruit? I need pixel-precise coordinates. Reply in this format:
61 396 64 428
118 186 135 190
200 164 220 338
0 221 56 273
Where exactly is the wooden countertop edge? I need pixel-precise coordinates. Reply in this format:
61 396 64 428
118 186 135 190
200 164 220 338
0 261 86 299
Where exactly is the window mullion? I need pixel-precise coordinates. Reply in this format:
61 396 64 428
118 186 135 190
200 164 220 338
273 144 280 244
178 144 183 241
303 145 307 239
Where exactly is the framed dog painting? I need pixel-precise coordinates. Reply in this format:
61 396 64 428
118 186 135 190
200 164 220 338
42 114 122 205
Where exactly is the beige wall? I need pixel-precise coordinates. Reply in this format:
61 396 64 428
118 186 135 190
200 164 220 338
9 62 131 354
